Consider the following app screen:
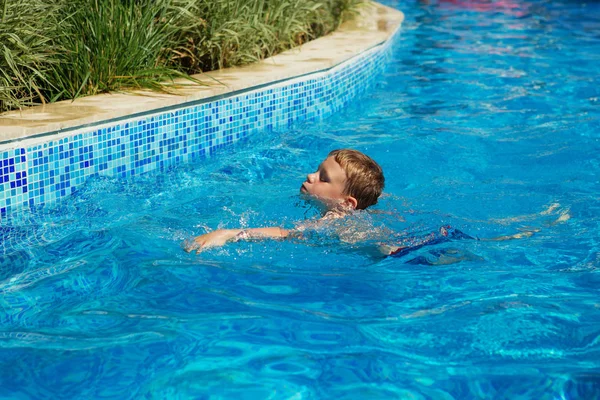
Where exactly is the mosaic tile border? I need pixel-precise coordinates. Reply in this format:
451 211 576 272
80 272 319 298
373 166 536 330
0 36 394 216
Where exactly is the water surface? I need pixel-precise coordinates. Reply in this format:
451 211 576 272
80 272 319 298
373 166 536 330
1 0 599 398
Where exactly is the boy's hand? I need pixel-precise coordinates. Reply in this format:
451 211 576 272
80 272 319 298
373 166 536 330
184 229 239 253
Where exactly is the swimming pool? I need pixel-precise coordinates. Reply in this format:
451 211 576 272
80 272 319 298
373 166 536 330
1 0 599 397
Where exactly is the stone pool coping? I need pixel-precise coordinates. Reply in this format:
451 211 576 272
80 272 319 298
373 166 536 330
0 2 404 145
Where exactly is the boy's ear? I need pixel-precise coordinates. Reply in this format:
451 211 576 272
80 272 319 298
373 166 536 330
344 196 358 210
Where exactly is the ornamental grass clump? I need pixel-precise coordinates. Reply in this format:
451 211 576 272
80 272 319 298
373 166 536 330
0 0 366 113
0 0 62 112
49 0 192 100
170 0 322 72
170 0 366 73
0 0 191 112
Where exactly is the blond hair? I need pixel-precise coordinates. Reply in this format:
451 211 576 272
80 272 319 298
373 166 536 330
329 149 385 210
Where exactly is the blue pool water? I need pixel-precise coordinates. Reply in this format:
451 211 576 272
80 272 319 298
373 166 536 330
1 0 600 398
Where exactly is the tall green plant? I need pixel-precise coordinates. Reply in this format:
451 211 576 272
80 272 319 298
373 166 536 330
0 0 61 112
169 0 364 74
48 0 192 100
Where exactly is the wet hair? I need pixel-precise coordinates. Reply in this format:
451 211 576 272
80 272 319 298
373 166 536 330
328 149 385 210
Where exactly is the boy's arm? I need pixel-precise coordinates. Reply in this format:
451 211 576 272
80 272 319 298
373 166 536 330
184 227 291 253
240 227 291 239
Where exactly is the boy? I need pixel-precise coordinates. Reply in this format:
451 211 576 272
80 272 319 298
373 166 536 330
184 149 547 255
184 149 387 253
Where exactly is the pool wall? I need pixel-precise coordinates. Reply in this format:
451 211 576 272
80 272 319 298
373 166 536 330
0 3 403 216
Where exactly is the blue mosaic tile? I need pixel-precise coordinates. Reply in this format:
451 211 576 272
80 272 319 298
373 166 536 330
0 39 393 216
0 148 28 213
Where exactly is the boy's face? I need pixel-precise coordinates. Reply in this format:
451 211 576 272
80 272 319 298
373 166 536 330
300 156 355 210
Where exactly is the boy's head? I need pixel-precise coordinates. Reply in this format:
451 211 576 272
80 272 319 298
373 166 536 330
300 149 385 211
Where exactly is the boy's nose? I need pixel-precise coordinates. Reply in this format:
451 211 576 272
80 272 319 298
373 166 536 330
307 173 316 183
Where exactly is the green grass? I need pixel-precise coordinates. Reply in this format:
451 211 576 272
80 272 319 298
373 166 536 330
48 0 189 100
0 0 366 113
170 0 367 72
0 0 62 111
